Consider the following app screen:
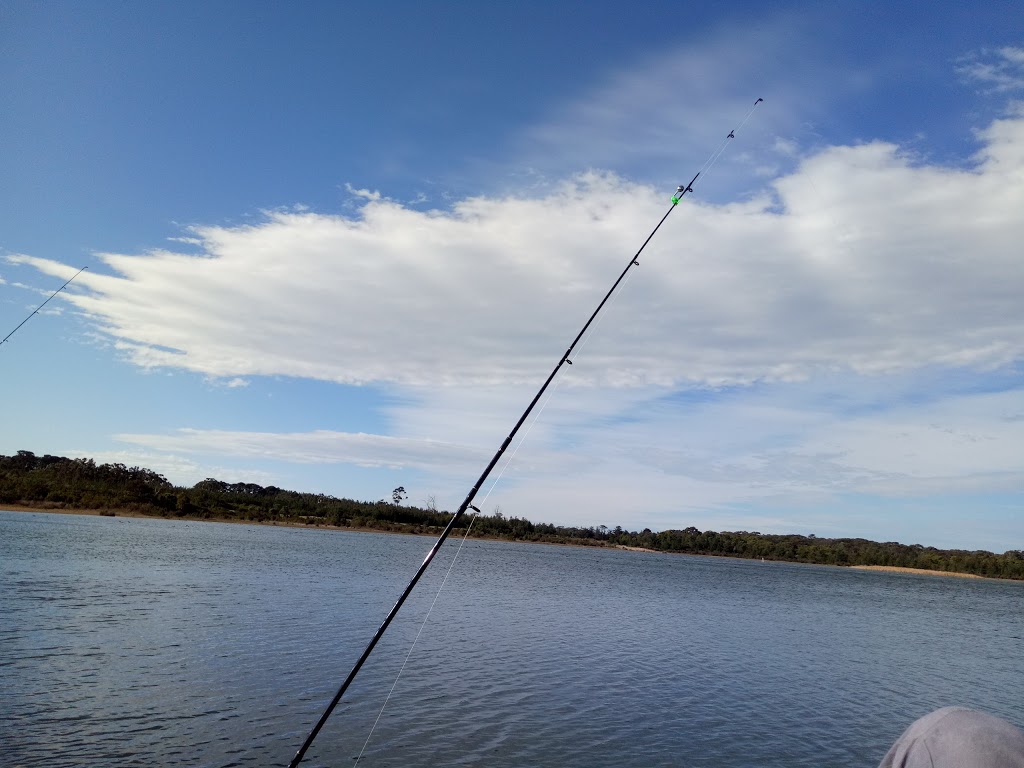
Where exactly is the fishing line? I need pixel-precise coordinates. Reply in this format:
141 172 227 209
352 206 656 759
286 97 762 768
541 102 765 388
352 370 570 764
1 266 87 348
564 261 637 375
351 524 470 766
351 323 585 763
696 98 763 183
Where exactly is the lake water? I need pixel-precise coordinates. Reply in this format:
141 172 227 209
2 510 1022 767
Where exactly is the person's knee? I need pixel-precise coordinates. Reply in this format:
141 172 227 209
880 707 1024 768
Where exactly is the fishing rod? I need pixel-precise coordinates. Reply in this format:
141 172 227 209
286 97 763 768
1 266 88 348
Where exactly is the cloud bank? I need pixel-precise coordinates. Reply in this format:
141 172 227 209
115 428 488 471
12 109 1024 392
109 376 1024 551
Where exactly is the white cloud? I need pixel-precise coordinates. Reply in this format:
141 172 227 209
115 428 489 472
344 183 383 202
772 137 801 158
11 108 1024 392
63 448 279 488
957 46 1024 93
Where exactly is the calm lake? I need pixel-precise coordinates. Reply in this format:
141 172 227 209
2 510 1022 767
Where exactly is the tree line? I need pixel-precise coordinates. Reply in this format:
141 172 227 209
2 450 1022 580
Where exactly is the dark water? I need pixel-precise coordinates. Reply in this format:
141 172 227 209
2 510 1022 767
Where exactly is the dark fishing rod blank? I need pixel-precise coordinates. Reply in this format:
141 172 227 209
286 98 763 768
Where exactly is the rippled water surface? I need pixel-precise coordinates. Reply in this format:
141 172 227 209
2 510 1022 767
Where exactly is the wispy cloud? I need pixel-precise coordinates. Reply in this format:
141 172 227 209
957 46 1024 93
63 448 279 488
506 18 829 194
112 376 1024 548
115 428 489 472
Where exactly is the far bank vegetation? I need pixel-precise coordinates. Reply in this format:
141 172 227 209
2 450 1022 580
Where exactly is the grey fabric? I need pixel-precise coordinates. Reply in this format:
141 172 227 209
880 707 1024 768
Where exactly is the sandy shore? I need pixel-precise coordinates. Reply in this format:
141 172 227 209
851 565 984 579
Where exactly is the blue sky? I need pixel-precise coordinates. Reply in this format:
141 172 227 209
2 2 1022 552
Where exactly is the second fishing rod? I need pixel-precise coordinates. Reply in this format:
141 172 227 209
1 266 88 348
287 97 763 768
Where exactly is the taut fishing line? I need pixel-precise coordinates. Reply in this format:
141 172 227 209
286 97 763 768
352 372 570 764
698 98 763 182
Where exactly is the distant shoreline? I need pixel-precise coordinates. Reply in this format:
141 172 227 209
4 504 1018 582
0 504 601 549
0 503 457 537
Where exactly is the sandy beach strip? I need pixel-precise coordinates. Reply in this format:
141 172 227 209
851 565 983 579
